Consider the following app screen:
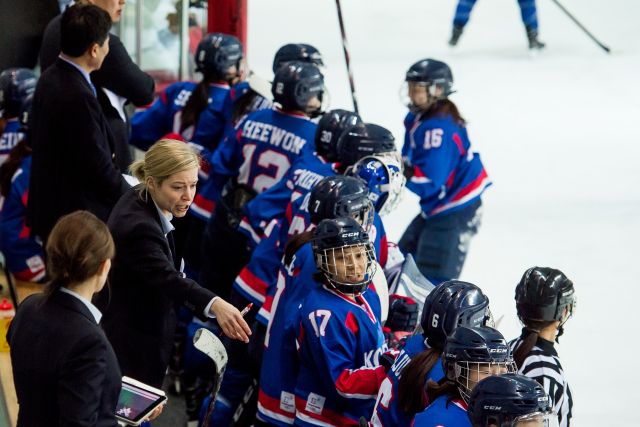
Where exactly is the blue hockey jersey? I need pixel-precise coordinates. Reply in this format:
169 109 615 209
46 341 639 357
239 151 336 246
403 112 490 218
0 119 24 166
411 395 470 427
294 285 387 426
130 81 229 152
206 107 317 198
257 254 318 426
371 334 444 427
0 156 45 282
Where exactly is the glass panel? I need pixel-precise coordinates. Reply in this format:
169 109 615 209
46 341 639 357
118 0 208 92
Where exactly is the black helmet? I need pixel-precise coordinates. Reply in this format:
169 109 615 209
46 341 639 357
420 280 491 349
515 267 576 323
468 373 553 427
313 217 377 296
195 32 243 78
405 58 454 97
0 68 37 118
308 175 373 231
314 109 362 161
272 61 324 115
443 326 517 403
336 123 397 168
272 43 324 74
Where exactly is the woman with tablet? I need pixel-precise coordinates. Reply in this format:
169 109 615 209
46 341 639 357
8 211 121 426
96 139 251 388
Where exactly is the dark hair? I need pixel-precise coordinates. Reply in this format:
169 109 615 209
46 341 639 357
231 89 260 124
397 348 441 415
0 138 31 197
44 211 115 297
512 320 555 369
0 118 5 145
180 73 217 132
422 99 466 126
61 4 111 57
425 377 460 405
284 230 315 266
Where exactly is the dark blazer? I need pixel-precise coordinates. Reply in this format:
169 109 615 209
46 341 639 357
8 290 121 427
26 58 129 243
40 14 155 171
96 186 216 388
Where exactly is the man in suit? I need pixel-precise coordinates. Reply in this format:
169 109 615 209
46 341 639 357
27 4 129 243
39 0 155 171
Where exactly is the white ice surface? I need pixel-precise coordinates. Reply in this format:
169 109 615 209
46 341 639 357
247 0 640 424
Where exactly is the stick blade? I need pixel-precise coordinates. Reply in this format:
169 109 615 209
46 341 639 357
193 328 228 375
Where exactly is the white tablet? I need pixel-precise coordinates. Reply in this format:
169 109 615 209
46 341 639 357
115 376 167 426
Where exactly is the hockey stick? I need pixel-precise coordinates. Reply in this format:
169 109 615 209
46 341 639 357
549 0 610 53
193 328 229 427
334 0 360 113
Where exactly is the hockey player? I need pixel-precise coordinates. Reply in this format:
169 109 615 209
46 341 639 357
468 374 555 427
254 176 375 426
293 217 387 426
238 109 362 246
0 83 45 282
510 267 575 427
272 43 324 74
346 154 405 217
413 326 517 426
448 0 545 50
198 61 324 299
371 281 491 427
398 59 489 284
130 32 242 152
0 68 36 166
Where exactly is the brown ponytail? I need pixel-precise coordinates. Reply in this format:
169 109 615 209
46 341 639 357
513 320 555 368
283 230 315 266
181 74 216 132
44 211 115 298
423 99 466 126
425 377 459 405
397 347 441 414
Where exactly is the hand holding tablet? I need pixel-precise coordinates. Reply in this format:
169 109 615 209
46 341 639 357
115 376 167 426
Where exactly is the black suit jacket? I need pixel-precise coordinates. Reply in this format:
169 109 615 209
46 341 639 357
26 58 129 242
40 14 155 171
8 290 121 427
95 186 216 387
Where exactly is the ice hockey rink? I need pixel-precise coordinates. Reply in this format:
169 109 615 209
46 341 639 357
245 0 638 424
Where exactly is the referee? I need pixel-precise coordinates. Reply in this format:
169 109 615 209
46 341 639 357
510 266 576 427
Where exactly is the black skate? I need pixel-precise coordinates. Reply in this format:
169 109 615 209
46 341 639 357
527 27 546 50
449 26 463 47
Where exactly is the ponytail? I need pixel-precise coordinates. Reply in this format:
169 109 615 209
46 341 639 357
0 138 31 197
397 347 441 415
181 74 216 132
422 99 466 126
283 230 315 266
513 320 555 369
425 377 459 405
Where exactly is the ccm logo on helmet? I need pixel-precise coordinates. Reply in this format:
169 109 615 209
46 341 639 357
341 232 359 238
483 405 502 410
488 348 507 353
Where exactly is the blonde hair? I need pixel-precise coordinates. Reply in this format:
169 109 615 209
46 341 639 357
130 139 200 189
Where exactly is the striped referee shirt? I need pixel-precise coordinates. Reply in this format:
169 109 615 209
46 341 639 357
509 330 573 427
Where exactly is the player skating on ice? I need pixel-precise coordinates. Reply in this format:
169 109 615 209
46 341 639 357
510 267 575 427
398 59 489 284
448 0 545 50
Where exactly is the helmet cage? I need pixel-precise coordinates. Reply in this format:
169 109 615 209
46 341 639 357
316 242 377 296
450 361 518 404
348 155 406 215
333 196 374 233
